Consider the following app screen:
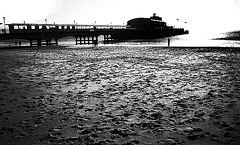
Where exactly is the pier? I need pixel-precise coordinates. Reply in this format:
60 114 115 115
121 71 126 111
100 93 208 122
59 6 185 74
0 16 188 46
0 23 129 46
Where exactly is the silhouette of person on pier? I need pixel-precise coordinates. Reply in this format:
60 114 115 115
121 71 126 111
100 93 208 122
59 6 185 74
168 38 170 47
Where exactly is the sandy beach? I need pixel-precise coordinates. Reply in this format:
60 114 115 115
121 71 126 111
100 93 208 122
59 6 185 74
0 45 240 145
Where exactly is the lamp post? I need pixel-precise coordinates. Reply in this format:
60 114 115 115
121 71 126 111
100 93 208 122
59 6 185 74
3 17 5 33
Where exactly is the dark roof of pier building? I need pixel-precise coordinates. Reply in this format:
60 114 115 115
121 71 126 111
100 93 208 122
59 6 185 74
127 16 166 30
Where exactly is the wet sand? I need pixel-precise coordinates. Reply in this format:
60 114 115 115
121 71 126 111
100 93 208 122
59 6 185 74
0 45 240 145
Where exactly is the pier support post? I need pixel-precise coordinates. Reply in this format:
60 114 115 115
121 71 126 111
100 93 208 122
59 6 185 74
87 37 90 44
74 36 98 45
37 39 41 46
80 37 82 45
46 40 51 46
55 39 58 45
29 40 33 46
104 35 107 44
93 36 98 45
75 37 78 45
104 35 113 44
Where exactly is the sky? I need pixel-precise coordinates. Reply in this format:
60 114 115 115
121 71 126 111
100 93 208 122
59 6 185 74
0 0 240 34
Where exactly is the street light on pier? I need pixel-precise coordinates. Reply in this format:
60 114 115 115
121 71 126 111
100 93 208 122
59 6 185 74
3 17 5 33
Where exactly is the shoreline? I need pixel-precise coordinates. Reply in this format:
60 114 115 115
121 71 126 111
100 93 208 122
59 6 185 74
0 45 240 49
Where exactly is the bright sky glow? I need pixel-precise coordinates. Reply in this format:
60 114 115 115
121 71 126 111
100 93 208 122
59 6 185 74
0 0 60 22
0 0 240 34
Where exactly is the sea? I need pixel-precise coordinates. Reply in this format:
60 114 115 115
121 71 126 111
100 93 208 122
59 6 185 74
61 32 240 48
0 31 240 48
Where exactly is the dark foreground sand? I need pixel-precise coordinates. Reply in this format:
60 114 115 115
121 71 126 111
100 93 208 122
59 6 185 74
0 45 240 145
